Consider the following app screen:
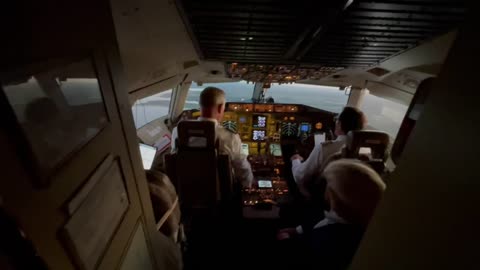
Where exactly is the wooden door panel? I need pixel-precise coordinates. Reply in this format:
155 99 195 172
53 51 152 269
0 1 174 268
0 50 160 269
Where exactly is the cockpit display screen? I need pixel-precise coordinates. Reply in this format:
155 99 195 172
269 143 282 157
258 180 273 188
139 143 156 169
241 143 249 156
252 115 267 128
300 123 311 132
252 130 266 141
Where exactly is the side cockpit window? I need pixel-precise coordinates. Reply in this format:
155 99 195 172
361 92 409 140
132 89 173 128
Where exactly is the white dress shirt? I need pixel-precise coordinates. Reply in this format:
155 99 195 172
291 135 347 197
171 117 254 187
296 210 347 234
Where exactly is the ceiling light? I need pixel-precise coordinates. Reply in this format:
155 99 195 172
240 37 246 41
248 37 254 40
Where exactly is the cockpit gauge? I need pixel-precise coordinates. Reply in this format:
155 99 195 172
252 115 267 128
281 122 297 137
243 104 254 112
252 130 266 141
298 123 312 142
241 143 249 156
272 133 281 142
258 180 273 188
299 123 311 133
269 143 282 157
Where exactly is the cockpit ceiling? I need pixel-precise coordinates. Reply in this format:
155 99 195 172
228 63 343 84
179 0 467 68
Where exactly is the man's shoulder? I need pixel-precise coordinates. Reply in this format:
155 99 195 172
216 126 242 150
218 124 237 135
217 125 239 138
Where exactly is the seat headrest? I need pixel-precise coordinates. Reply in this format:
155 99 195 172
345 130 390 160
177 120 216 150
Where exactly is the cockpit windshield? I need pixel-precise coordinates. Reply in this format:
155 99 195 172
184 81 254 110
184 81 349 113
265 83 348 113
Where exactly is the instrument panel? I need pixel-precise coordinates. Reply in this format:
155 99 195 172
223 102 336 156
224 102 337 213
180 102 337 214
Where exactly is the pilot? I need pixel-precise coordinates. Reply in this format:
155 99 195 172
277 159 386 270
171 87 254 187
291 107 366 197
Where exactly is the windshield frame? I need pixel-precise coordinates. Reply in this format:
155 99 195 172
182 81 350 114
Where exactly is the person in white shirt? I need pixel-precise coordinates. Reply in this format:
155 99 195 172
171 87 254 187
291 107 366 197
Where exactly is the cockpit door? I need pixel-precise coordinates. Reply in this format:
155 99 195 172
0 2 176 270
0 50 176 270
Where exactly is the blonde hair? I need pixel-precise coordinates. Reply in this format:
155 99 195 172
323 159 386 226
200 87 226 108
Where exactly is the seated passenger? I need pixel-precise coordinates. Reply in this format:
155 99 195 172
291 107 366 197
278 160 386 270
171 87 254 187
145 170 182 243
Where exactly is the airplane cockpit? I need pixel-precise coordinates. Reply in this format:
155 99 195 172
114 0 470 268
120 0 468 268
0 0 473 270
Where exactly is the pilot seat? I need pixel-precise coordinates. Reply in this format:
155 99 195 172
164 120 236 216
343 130 390 174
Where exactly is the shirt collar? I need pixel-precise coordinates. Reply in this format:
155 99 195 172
198 117 218 125
313 210 348 229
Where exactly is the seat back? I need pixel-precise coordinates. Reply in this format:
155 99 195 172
309 130 390 202
177 121 217 151
342 130 390 173
165 121 234 213
176 121 219 210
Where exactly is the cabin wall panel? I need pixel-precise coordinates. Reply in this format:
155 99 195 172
350 9 479 270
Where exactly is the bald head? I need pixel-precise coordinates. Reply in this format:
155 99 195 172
199 87 226 121
323 159 386 226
